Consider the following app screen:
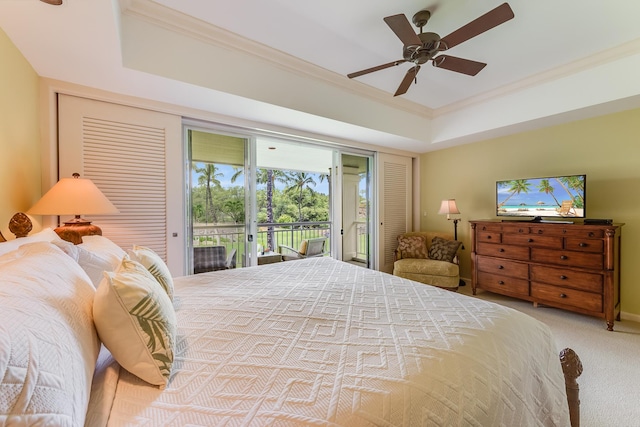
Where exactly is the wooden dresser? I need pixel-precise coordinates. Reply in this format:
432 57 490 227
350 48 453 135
470 220 623 331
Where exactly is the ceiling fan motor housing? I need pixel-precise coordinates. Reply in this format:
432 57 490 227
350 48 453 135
403 32 441 63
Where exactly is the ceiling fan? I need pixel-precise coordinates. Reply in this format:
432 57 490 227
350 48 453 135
348 2 514 96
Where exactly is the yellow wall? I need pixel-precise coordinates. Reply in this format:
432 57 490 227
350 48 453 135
420 108 640 317
0 28 41 238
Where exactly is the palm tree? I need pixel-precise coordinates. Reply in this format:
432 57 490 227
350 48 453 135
537 179 561 207
497 179 531 208
285 172 317 222
193 163 222 223
558 176 585 208
256 168 287 250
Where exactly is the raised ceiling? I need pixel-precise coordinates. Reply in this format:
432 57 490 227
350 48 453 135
1 0 640 153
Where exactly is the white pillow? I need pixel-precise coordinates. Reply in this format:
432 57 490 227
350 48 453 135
79 235 126 262
0 227 60 257
128 245 174 300
0 241 99 426
93 258 176 388
79 235 126 267
51 238 122 288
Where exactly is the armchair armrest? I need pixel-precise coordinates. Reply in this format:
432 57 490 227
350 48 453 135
278 244 302 256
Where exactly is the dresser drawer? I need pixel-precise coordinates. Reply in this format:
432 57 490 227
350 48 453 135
530 248 603 269
477 243 529 261
530 265 603 293
501 225 530 235
562 228 604 239
477 231 501 243
477 256 528 279
502 233 563 249
564 238 604 253
478 272 529 297
531 282 602 313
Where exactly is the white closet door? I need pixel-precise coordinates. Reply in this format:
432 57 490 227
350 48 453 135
58 94 185 275
376 153 413 274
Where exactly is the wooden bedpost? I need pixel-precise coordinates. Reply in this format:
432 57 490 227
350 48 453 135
560 348 582 427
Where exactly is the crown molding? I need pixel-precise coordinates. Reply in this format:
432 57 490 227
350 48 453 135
434 37 640 117
120 0 434 119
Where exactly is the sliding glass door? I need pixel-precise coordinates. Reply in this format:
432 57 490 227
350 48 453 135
187 127 254 272
186 123 376 273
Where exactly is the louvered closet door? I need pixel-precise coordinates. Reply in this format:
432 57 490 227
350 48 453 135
376 153 412 274
58 95 185 275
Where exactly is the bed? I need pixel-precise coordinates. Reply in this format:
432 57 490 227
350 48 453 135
0 214 581 427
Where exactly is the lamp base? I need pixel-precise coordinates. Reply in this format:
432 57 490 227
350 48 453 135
55 220 103 245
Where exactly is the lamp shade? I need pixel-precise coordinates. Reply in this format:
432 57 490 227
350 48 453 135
438 199 460 216
28 174 119 217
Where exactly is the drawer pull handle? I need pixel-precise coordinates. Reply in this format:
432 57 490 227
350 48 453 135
499 248 505 252
559 275 567 280
498 265 504 269
559 293 567 298
588 232 594 237
537 230 543 234
486 235 492 240
560 255 568 260
579 242 587 247
498 280 505 285
528 238 533 243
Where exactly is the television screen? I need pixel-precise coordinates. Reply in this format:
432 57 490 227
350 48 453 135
496 174 586 219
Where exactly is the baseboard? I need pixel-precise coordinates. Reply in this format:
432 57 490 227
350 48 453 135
621 311 640 323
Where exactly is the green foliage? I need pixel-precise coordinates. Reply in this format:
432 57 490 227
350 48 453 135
192 164 329 225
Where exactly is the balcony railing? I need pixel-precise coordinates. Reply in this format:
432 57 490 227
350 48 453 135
193 221 331 266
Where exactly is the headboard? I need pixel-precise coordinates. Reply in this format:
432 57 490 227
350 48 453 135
1 212 33 242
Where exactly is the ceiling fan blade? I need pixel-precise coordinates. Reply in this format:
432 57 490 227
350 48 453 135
40 0 63 4
347 60 407 79
384 14 422 47
394 66 421 97
432 55 486 76
440 3 514 50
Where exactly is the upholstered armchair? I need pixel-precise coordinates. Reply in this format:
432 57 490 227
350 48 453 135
278 237 327 261
392 231 461 291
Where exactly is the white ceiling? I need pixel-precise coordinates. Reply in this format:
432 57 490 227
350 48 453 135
2 0 640 154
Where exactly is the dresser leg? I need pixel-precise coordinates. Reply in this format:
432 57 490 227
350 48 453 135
606 321 614 332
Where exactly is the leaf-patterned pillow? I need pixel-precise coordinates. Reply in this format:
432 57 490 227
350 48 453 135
93 258 176 388
128 245 174 300
428 237 462 262
397 235 428 259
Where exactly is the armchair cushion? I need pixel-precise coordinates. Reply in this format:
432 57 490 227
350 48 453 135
396 235 428 259
428 237 462 263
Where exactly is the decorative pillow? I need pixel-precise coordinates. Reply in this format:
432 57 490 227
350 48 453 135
298 240 308 255
397 235 428 259
128 245 174 300
0 227 60 257
0 241 99 426
93 258 176 388
428 237 462 262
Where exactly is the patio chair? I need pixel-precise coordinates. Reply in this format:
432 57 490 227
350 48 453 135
557 200 575 216
278 237 327 261
193 246 237 274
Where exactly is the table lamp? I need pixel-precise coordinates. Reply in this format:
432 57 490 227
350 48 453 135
28 173 119 244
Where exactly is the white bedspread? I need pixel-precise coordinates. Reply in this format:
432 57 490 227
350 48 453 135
95 257 569 426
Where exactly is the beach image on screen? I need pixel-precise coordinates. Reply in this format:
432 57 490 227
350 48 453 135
496 175 585 218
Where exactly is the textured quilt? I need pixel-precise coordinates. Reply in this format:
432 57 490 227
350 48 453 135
96 257 569 426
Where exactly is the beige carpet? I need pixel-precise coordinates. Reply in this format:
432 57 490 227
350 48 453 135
457 284 640 427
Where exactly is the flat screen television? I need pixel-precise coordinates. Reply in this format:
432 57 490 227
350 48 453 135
496 174 586 221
